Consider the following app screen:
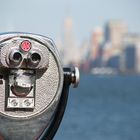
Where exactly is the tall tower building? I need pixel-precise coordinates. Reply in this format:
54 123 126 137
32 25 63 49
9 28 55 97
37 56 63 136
62 17 79 65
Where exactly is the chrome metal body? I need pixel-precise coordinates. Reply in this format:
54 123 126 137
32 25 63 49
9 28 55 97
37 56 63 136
0 32 79 140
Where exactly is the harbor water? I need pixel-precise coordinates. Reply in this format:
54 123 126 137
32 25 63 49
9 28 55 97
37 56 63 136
55 73 140 140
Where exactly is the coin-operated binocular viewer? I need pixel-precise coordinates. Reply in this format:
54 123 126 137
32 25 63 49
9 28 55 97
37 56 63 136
0 33 79 140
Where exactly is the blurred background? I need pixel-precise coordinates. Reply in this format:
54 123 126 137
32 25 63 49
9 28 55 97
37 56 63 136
1 0 140 139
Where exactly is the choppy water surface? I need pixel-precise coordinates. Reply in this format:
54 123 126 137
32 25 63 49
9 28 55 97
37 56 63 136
55 74 140 140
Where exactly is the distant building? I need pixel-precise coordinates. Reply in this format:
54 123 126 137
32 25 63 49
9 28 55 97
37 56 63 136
104 20 127 48
80 40 90 62
103 20 128 72
106 55 120 69
62 17 80 66
124 44 136 72
120 34 140 73
102 42 121 67
89 27 103 60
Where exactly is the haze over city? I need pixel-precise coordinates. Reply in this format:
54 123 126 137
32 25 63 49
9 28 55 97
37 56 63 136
0 0 140 41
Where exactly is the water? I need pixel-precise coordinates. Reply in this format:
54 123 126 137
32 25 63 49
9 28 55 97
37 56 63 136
54 74 140 140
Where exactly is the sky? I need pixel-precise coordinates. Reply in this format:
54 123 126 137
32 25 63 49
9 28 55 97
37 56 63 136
0 0 140 42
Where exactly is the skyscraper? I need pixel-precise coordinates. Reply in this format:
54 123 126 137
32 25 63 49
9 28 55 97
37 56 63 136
89 27 103 60
120 34 140 73
103 20 127 69
62 16 79 66
104 20 127 48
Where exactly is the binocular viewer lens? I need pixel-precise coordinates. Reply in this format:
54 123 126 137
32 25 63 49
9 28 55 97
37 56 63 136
9 50 42 67
28 52 41 66
30 52 41 62
9 51 22 64
0 32 79 140
12 52 22 62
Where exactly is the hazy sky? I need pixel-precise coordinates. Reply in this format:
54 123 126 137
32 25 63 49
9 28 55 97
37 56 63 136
0 0 140 42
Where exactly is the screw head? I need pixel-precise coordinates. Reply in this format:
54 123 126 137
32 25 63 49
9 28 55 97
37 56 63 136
24 99 31 106
11 99 18 106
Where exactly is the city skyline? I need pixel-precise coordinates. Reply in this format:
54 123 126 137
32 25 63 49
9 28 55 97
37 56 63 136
56 17 140 75
0 0 140 74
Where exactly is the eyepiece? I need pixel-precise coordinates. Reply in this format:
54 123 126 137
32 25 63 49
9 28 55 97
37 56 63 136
28 52 41 66
13 52 22 61
9 50 23 65
31 53 41 62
